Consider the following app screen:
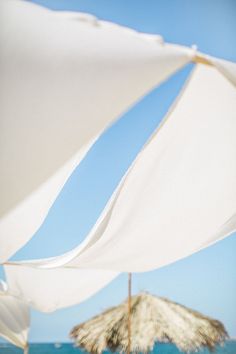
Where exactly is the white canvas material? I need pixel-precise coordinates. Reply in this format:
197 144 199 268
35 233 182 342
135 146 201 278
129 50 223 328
0 0 193 263
5 267 118 313
0 280 29 349
197 52 236 86
4 63 236 312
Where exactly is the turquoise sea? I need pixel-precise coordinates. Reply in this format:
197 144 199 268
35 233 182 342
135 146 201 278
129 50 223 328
0 341 235 354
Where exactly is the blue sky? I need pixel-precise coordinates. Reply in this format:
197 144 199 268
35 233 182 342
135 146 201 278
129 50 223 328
1 0 236 343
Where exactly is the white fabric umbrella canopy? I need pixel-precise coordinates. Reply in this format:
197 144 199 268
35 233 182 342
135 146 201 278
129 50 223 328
0 1 235 352
0 0 194 263
5 60 236 312
0 280 29 352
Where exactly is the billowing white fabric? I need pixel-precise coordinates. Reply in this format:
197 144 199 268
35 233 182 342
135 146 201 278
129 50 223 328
4 63 236 312
0 280 29 349
197 52 236 86
209 58 236 86
5 268 118 312
64 64 236 272
0 0 193 263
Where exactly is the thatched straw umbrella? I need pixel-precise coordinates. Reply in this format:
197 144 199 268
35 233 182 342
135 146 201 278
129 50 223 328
70 292 228 354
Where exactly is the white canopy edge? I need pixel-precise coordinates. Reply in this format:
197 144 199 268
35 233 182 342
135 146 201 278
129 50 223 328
0 0 194 262
4 61 236 312
6 61 236 271
4 268 118 313
195 52 236 86
0 280 29 349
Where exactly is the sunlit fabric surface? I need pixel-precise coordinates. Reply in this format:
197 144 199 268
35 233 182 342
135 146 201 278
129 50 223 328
0 280 29 349
204 55 236 86
4 63 236 312
5 268 118 312
0 0 193 262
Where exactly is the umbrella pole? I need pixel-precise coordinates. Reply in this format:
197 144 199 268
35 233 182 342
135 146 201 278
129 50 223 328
127 272 132 354
24 344 29 354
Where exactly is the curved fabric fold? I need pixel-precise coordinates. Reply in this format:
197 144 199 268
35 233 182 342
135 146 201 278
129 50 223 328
66 64 236 272
4 62 236 313
209 58 236 87
0 0 193 262
0 280 29 349
196 52 236 86
4 268 118 313
9 64 236 272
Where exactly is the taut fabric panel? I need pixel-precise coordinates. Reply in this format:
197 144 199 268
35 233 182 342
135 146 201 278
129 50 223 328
0 280 29 349
0 0 193 262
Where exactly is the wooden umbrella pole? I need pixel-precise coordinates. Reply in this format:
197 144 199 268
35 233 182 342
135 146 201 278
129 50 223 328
24 344 29 354
127 272 132 354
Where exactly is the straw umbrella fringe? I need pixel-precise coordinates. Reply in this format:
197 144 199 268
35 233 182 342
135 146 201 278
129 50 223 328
70 292 228 354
